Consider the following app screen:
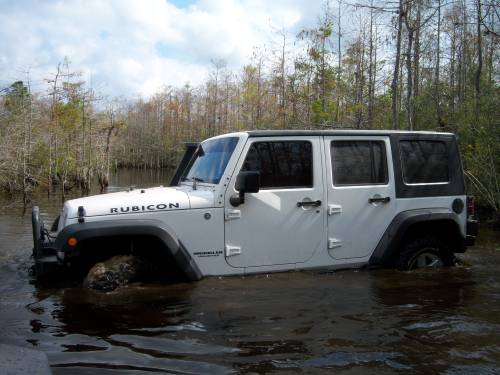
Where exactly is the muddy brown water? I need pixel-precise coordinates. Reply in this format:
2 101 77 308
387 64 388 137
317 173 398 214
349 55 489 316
1 170 499 375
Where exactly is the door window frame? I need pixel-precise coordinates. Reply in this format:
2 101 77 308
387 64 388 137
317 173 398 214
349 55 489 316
326 136 392 189
330 139 389 187
238 138 316 191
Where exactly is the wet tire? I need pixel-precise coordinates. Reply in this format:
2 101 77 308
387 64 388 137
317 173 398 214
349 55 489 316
83 255 145 292
396 236 454 271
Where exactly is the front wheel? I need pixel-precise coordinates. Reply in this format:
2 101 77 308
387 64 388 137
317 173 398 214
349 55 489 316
396 237 455 271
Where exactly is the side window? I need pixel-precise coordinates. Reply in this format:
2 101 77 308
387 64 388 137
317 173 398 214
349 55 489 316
400 140 449 184
241 141 313 189
331 140 388 185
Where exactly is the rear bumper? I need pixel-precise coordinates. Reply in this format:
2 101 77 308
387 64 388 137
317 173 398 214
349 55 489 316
465 219 479 247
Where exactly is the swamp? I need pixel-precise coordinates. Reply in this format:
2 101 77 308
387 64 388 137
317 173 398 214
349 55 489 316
1 0 499 373
0 170 499 374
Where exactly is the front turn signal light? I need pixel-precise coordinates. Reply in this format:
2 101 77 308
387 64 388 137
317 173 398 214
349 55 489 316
67 237 78 247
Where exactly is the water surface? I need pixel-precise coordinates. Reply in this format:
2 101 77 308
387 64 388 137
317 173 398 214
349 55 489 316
1 169 499 374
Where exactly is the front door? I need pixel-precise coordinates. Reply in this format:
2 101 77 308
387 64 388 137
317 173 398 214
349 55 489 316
224 137 325 269
324 136 396 260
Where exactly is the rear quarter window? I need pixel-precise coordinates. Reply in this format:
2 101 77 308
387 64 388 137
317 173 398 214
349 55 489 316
400 140 449 184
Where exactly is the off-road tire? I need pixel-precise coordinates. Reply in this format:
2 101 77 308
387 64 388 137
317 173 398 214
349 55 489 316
396 236 455 271
83 255 145 292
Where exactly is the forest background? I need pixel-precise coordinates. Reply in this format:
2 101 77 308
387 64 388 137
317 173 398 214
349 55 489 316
0 0 498 222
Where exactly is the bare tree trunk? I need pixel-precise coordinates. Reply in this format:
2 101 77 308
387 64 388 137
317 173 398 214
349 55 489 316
256 57 262 127
355 27 366 129
391 0 404 130
336 0 342 123
26 71 33 171
475 0 483 118
279 31 287 128
22 79 28 202
405 25 414 131
102 111 116 191
487 8 493 85
48 63 61 195
435 0 443 128
367 2 375 129
450 22 457 115
412 0 421 128
458 0 467 105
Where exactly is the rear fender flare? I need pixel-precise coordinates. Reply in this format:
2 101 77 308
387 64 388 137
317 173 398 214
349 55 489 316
369 209 464 266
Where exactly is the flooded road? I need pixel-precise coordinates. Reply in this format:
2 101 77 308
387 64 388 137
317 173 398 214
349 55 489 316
1 170 499 374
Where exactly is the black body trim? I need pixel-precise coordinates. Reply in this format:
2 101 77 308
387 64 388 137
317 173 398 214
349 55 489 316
53 219 202 281
369 209 465 266
170 142 199 186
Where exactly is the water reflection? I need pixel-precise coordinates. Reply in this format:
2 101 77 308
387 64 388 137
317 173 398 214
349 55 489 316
50 284 195 335
369 267 476 309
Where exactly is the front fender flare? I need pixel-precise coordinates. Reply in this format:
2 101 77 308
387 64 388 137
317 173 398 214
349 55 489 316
54 219 202 281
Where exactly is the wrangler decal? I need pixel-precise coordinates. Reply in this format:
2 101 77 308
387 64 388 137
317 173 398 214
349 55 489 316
193 250 223 258
110 203 180 214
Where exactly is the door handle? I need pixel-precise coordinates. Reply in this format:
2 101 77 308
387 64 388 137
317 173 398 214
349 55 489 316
297 200 322 207
368 196 391 204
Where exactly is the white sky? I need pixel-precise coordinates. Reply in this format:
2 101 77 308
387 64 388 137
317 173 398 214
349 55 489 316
0 0 329 98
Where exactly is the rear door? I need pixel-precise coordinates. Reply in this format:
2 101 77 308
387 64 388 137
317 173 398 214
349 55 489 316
224 136 325 269
324 136 396 260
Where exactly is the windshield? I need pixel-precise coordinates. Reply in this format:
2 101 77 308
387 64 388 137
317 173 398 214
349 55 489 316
182 137 239 184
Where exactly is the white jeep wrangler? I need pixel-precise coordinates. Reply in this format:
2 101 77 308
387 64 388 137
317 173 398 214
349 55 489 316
32 130 478 282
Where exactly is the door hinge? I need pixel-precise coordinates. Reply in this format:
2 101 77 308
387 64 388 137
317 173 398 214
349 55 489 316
328 204 342 215
328 238 342 249
225 209 241 220
225 245 241 257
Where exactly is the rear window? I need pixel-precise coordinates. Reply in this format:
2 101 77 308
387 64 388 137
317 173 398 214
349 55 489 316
399 140 449 184
241 141 313 189
331 140 388 185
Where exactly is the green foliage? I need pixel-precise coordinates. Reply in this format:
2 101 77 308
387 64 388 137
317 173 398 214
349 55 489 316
4 81 28 116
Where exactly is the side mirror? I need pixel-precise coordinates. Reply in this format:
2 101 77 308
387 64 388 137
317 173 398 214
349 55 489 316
230 171 260 207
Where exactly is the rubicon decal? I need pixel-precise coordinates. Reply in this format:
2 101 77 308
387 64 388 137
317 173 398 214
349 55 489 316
110 203 180 214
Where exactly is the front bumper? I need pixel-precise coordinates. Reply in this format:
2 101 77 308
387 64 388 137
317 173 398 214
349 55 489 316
32 206 63 276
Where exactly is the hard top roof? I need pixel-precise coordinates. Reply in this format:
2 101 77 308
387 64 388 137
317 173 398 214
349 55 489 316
246 129 455 137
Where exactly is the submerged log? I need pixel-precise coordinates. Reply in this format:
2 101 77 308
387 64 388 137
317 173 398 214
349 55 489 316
83 255 147 292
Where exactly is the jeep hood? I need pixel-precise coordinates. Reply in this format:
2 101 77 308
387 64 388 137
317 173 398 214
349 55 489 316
62 186 214 220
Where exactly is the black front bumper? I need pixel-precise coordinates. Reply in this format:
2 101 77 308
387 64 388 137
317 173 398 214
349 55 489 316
32 206 62 276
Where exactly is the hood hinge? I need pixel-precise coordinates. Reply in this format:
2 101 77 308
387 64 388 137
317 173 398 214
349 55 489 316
225 245 241 257
225 209 241 221
78 206 85 223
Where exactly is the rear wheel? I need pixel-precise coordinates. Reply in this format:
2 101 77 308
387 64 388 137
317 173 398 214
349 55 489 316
396 237 454 271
